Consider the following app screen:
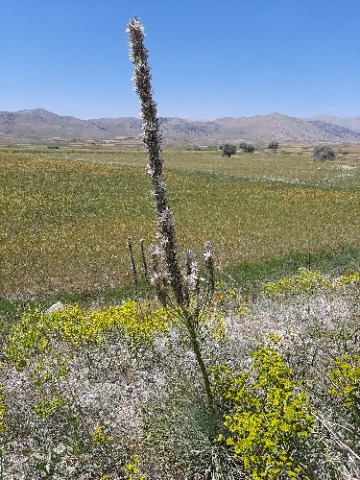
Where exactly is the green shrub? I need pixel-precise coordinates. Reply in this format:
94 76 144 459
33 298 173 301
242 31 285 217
268 141 279 152
329 354 360 431
4 301 175 370
212 340 315 479
263 268 360 297
313 146 336 162
263 268 330 296
239 142 255 153
220 144 237 157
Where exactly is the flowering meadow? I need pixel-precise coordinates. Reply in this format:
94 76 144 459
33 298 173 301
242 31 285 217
1 13 360 477
1 147 360 298
1 143 360 478
0 139 360 480
0 266 359 478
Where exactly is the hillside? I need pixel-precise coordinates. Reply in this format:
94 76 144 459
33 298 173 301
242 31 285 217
311 115 360 133
1 108 360 144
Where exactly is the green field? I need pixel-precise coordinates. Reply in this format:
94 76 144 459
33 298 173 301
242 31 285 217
1 145 360 479
1 146 360 299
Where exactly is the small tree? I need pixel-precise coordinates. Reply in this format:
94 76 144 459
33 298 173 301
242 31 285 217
239 142 255 153
220 143 237 157
313 145 336 162
268 141 279 153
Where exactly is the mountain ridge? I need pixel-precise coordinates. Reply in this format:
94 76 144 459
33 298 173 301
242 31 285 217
1 108 360 144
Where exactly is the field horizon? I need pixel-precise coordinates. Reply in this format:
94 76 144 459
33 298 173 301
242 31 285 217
1 108 360 146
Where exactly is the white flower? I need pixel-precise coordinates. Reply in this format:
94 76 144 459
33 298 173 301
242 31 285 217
187 262 199 291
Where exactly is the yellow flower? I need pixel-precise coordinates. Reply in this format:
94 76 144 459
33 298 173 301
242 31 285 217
92 424 110 445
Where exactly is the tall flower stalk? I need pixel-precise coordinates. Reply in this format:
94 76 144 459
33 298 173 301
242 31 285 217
127 18 184 307
126 18 213 406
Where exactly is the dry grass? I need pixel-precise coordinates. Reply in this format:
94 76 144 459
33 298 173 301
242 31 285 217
1 276 359 479
1 147 360 298
0 152 155 297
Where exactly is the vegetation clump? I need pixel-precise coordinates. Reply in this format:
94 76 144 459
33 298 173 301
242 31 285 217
268 141 279 152
220 143 237 157
5 301 173 369
313 145 336 161
0 267 360 478
329 353 360 431
263 267 359 296
239 142 255 153
212 340 315 479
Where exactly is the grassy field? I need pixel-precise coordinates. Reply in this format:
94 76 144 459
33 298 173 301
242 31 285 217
1 145 360 479
1 145 360 300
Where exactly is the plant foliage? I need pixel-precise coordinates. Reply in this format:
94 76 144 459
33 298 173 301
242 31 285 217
212 341 315 479
220 144 237 157
313 145 336 162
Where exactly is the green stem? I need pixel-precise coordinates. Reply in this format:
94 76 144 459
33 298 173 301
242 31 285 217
185 311 213 407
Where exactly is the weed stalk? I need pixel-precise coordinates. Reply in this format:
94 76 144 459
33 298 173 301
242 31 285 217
127 236 138 295
140 238 148 284
127 18 184 307
127 18 213 405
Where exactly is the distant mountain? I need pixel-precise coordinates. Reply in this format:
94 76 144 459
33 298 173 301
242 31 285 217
209 113 360 143
1 108 360 144
0 109 110 140
310 115 360 133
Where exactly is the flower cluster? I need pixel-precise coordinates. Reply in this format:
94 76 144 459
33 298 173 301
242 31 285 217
263 267 359 296
125 453 146 480
127 17 185 307
92 424 111 446
329 354 360 415
212 341 315 479
0 383 5 434
34 393 64 420
5 301 175 369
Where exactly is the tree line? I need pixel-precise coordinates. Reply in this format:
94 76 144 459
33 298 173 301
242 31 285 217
220 141 279 157
220 142 336 160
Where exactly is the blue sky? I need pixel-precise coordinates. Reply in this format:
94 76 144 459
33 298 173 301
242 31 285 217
1 0 359 119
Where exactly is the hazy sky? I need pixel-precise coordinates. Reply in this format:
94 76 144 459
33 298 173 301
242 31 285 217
1 0 359 119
